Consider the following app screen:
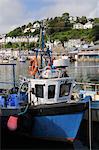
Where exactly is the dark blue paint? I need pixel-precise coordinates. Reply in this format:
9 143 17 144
32 112 84 140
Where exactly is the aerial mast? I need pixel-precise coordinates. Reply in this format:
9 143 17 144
40 21 45 69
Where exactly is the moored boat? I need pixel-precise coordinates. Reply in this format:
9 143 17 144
77 82 99 122
18 55 27 62
0 26 91 144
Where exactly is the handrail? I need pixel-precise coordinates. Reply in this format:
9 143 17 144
76 82 99 86
0 63 16 65
70 65 99 68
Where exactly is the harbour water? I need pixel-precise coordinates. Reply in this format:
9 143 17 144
0 60 99 89
69 61 99 83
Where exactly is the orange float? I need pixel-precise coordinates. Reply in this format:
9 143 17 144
29 56 38 76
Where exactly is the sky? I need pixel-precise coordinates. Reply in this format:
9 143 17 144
0 0 99 34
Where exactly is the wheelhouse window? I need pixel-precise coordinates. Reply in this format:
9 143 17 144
59 83 71 97
35 84 44 98
48 85 55 99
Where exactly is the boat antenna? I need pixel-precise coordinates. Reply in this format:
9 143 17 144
40 21 45 69
39 22 52 69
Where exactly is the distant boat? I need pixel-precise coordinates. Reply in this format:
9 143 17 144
18 56 27 62
76 82 99 122
8 56 15 62
0 57 9 63
0 59 9 63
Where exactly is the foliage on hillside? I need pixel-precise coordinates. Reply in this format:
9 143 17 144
51 29 94 42
7 13 99 43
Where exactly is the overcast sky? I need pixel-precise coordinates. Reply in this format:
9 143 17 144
0 0 99 34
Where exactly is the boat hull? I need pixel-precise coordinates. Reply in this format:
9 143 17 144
28 97 89 142
32 113 84 142
1 97 90 142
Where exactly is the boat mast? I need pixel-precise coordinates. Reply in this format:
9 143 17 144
39 21 52 69
40 22 45 69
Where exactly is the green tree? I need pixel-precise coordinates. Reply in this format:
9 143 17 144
8 27 22 37
27 22 33 28
21 25 26 31
62 12 69 21
76 17 81 23
59 36 68 47
92 24 99 41
80 16 87 25
5 42 12 48
94 18 99 24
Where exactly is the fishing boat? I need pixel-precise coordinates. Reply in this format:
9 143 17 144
0 59 90 143
27 58 90 142
0 26 91 143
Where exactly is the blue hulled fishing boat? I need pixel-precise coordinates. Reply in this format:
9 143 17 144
0 25 91 143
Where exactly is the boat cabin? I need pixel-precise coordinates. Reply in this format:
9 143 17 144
28 77 74 105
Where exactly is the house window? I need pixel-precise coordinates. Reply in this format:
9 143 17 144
48 85 55 99
59 83 71 97
35 84 44 98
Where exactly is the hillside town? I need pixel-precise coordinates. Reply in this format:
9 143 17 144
0 13 99 62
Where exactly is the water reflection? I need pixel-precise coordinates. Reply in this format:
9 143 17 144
68 62 99 83
0 65 15 89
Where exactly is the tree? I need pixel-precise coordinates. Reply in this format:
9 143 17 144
88 18 94 22
27 22 33 28
59 36 68 47
29 42 35 49
21 25 26 31
8 27 22 37
62 12 69 21
80 16 87 25
5 42 12 48
92 24 99 41
76 16 81 23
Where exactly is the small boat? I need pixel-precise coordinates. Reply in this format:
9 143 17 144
75 82 99 122
8 56 15 62
18 55 27 62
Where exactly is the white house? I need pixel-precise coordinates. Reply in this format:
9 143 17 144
53 40 61 46
46 41 54 49
31 28 36 33
29 36 38 43
73 23 84 29
0 37 5 43
33 22 40 29
12 49 20 58
24 28 36 33
83 21 93 29
24 28 30 33
64 39 83 48
0 36 39 44
69 16 76 23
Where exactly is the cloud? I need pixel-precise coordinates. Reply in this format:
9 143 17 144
34 0 98 19
0 0 27 33
88 0 99 18
0 0 98 34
